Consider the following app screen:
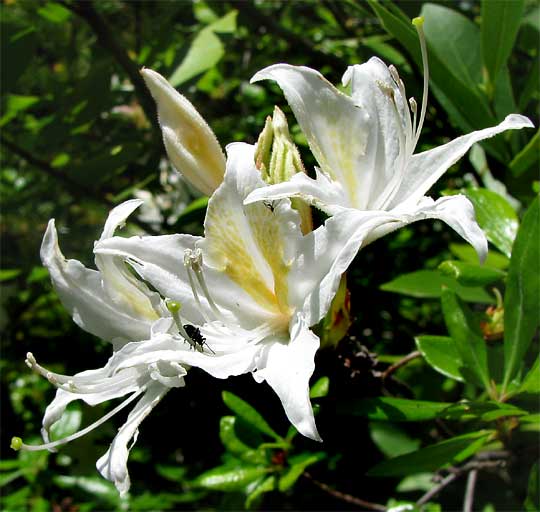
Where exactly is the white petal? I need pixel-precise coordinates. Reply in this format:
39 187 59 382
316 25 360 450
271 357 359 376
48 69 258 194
141 68 225 195
201 142 303 323
95 200 166 327
95 233 268 327
99 199 144 241
96 382 169 497
290 209 399 325
343 57 412 210
244 167 348 214
41 220 153 343
252 64 370 209
367 195 488 262
253 316 321 441
390 114 534 208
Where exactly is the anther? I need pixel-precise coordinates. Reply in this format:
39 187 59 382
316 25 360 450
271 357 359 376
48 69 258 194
409 97 417 113
389 65 400 83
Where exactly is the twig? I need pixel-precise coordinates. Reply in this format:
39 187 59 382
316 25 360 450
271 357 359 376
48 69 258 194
463 469 478 512
382 350 421 380
416 459 505 507
417 472 459 507
303 471 386 511
65 0 159 135
1 135 158 236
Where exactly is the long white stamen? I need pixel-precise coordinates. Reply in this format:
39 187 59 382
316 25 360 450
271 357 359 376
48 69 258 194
165 300 198 349
11 386 147 452
25 353 140 395
412 17 429 150
184 249 225 322
409 97 418 137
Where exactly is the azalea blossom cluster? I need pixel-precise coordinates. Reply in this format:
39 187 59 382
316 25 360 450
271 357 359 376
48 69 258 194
12 18 532 495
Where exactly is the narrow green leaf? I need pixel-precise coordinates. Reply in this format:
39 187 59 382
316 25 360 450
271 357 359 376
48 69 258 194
222 391 281 441
156 464 187 482
245 475 275 509
438 260 505 287
369 422 420 458
310 376 329 399
463 188 519 258
503 197 540 390
191 463 269 492
338 397 524 422
0 269 22 282
519 358 540 395
380 270 494 303
368 431 493 477
37 2 71 23
441 288 491 390
219 416 267 464
450 243 509 269
278 452 325 492
524 463 539 511
53 476 119 505
510 130 540 177
415 335 464 381
481 0 525 85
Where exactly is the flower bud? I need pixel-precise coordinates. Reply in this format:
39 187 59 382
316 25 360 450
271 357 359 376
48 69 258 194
141 68 226 196
255 106 313 233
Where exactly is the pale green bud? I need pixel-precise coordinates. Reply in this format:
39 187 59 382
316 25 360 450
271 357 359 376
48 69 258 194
255 106 312 233
141 68 226 196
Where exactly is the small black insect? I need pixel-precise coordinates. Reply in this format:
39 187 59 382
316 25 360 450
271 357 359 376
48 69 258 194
263 200 276 213
183 324 215 354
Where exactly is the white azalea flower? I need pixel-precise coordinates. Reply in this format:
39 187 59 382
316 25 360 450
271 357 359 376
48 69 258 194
245 20 534 261
13 201 190 496
96 142 380 441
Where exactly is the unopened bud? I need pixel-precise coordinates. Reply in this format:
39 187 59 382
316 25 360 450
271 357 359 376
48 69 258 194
255 106 312 233
10 436 22 451
141 68 226 196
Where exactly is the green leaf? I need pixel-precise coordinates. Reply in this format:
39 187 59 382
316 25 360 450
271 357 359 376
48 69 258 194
169 11 237 87
519 358 540 394
450 243 509 269
222 391 281 441
156 464 187 482
310 376 329 398
441 288 491 390
396 473 436 493
510 130 540 177
463 188 519 258
438 260 505 287
53 476 119 505
219 416 267 464
37 2 71 23
0 24 37 93
380 270 494 303
369 422 420 458
524 463 539 511
0 269 22 282
415 335 464 381
278 452 325 492
191 463 269 492
503 197 540 391
245 475 275 509
0 94 39 127
339 397 525 422
367 431 493 477
481 0 525 85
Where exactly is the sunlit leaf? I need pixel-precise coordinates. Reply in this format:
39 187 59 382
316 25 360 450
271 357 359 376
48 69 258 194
367 430 493 477
503 197 540 390
415 335 464 381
